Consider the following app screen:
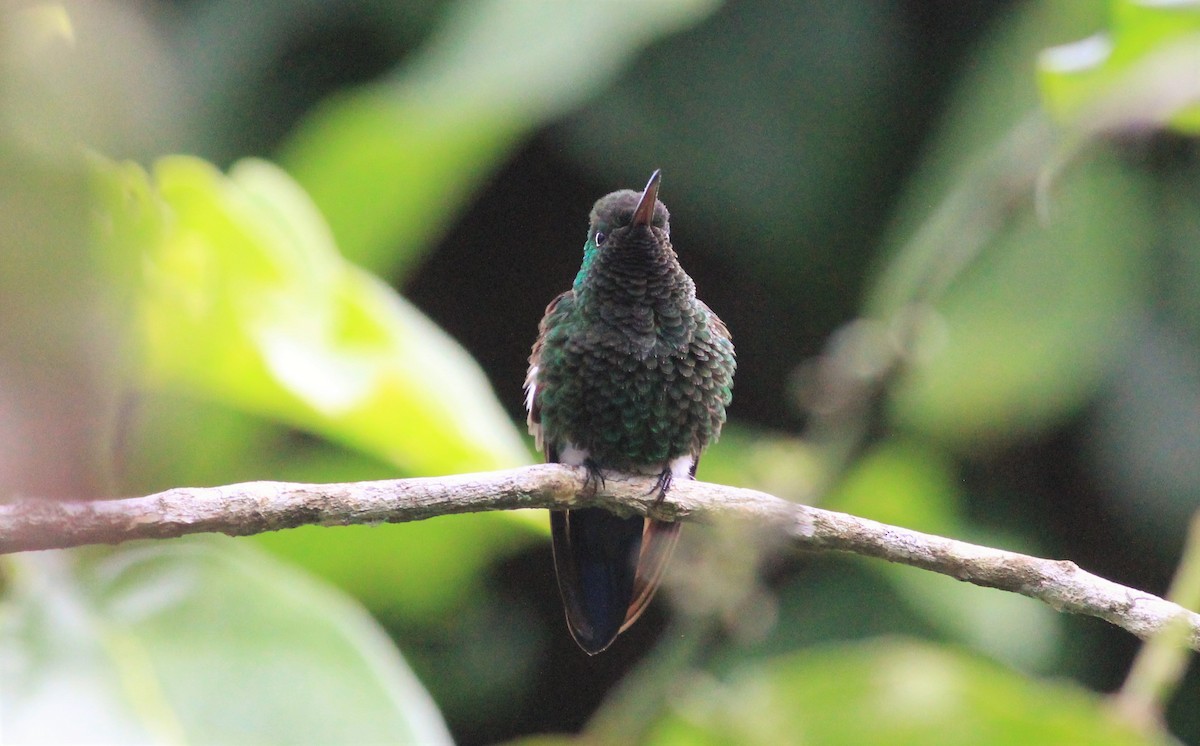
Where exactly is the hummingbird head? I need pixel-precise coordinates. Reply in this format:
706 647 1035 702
589 169 670 240
573 170 673 291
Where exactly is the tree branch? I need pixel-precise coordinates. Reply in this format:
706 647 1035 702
1 463 1196 651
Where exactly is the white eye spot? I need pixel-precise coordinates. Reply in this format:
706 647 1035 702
595 231 606 245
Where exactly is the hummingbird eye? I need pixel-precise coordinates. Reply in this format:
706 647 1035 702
594 231 607 245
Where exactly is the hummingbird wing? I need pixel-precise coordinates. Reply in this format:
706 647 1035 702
525 290 573 453
697 299 733 344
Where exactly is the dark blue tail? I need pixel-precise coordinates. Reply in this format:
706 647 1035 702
551 507 644 655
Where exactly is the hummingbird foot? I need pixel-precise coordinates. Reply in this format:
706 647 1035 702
581 458 607 498
648 467 674 504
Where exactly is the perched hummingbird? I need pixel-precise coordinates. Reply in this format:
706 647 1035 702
525 170 735 654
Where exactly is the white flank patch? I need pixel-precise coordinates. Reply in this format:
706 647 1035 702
669 454 696 481
559 444 591 466
524 365 538 413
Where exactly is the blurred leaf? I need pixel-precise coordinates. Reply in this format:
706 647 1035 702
693 425 820 503
279 0 720 276
1 2 187 163
865 1 1155 445
643 639 1168 745
873 1 1106 309
560 1 909 277
887 154 1152 445
119 393 299 491
502 737 575 746
255 515 535 623
93 154 529 475
826 442 1061 669
826 440 961 535
0 538 451 745
119 390 543 633
1087 322 1200 544
1039 0 1200 134
884 564 1062 672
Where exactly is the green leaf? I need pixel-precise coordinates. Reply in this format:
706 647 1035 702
825 440 961 536
279 0 720 275
884 564 1063 671
887 154 1152 444
869 1 1106 316
1038 0 1200 134
255 515 538 623
645 639 1169 745
689 424 820 504
94 154 529 474
0 538 451 744
826 443 1061 668
117 391 543 627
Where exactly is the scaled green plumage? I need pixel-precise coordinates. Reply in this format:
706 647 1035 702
528 187 735 471
526 171 735 654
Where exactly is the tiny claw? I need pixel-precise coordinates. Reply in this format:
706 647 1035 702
582 459 607 498
648 468 673 504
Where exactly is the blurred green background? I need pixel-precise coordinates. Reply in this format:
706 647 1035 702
1 0 1198 743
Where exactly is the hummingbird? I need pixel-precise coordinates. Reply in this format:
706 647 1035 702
525 170 735 654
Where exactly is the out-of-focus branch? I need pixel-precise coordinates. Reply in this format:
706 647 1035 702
1 463 1197 652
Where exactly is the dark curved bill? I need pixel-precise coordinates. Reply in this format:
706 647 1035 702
632 169 661 227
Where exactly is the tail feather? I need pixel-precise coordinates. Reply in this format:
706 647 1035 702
551 508 655 655
621 519 681 631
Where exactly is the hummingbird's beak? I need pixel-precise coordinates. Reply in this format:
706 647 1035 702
632 169 661 228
